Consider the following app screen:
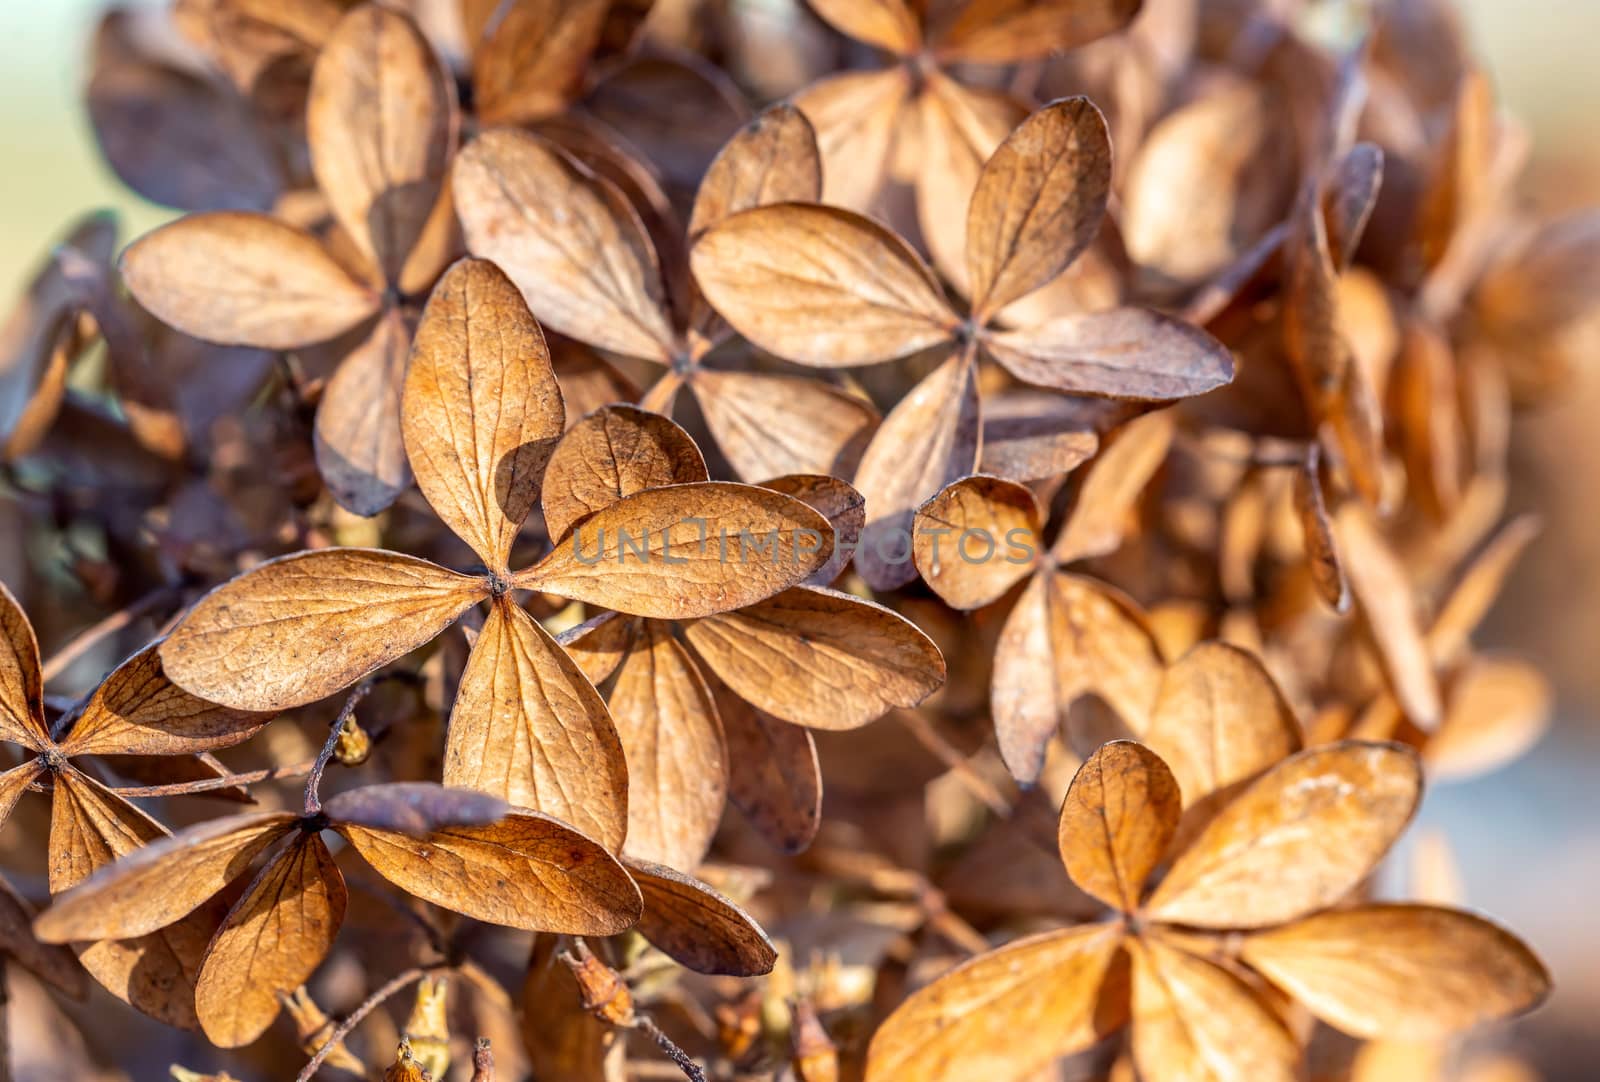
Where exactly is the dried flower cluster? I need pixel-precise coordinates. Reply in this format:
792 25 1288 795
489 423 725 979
0 0 1593 1079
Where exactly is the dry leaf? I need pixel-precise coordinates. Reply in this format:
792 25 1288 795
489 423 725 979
689 103 823 240
913 475 1041 610
1051 410 1174 565
984 308 1235 400
1059 741 1181 912
626 858 777 976
314 307 413 516
541 405 707 543
934 0 1144 62
716 687 821 854
690 369 878 482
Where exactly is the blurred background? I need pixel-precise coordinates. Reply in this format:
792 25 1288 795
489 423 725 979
2 1 1598 1079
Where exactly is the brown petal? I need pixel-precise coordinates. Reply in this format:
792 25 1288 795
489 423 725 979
119 212 380 349
689 103 823 239
1129 935 1299 1082
854 351 982 590
195 832 347 1047
1428 514 1540 667
1241 905 1549 1040
689 203 957 368
806 0 920 54
0 873 86 1000
913 475 1042 610
0 760 42 829
522 934 624 1082
690 369 878 482
1142 642 1302 806
445 597 628 852
934 0 1144 63
515 482 832 619
986 308 1234 401
339 810 643 934
978 391 1102 482
322 783 510 835
1052 409 1174 564
541 406 707 543
0 580 49 749
1427 655 1550 782
1145 742 1422 929
47 771 225 1029
793 69 910 211
864 923 1125 1082
991 573 1163 784
313 308 413 516
404 258 564 569
625 858 777 976
966 98 1111 320
556 611 641 686
1059 741 1180 913
454 128 675 361
609 623 726 870
308 4 456 285
1334 504 1443 729
60 641 272 757
716 686 821 855
160 548 484 712
684 585 945 730
473 0 609 125
34 811 297 942
1292 444 1351 612
761 474 866 587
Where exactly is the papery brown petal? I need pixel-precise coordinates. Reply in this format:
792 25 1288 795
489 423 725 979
1334 504 1443 729
454 128 675 361
315 307 413 517
556 611 641 686
323 783 509 835
1052 409 1174 565
978 391 1103 482
160 548 484 712
60 641 272 757
35 811 297 942
807 0 920 53
793 69 910 211
444 597 628 852
966 98 1111 320
1427 655 1550 781
515 482 832 619
1145 742 1422 929
1428 514 1541 667
522 935 624 1082
48 771 224 1029
1292 444 1350 612
689 103 823 239
854 352 981 590
915 74 1026 295
340 811 643 934
684 585 945 731
610 623 726 870
992 572 1163 784
1240 905 1549 1040
1122 83 1293 286
986 308 1234 401
309 4 456 285
88 11 282 212
1143 642 1302 806
625 858 777 976
473 0 609 125
0 760 42 829
913 475 1041 610
1059 741 1180 912
761 474 866 587
195 832 347 1047
0 579 49 749
1129 934 1298 1082
404 258 564 569
120 212 380 349
934 0 1143 63
0 873 86 1000
690 203 957 368
864 923 1125 1082
691 369 878 482
716 685 821 854
541 405 707 544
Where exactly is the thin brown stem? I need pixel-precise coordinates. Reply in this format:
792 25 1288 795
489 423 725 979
108 758 316 798
636 1015 708 1082
895 710 1013 817
304 677 379 815
40 586 181 684
296 966 440 1082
